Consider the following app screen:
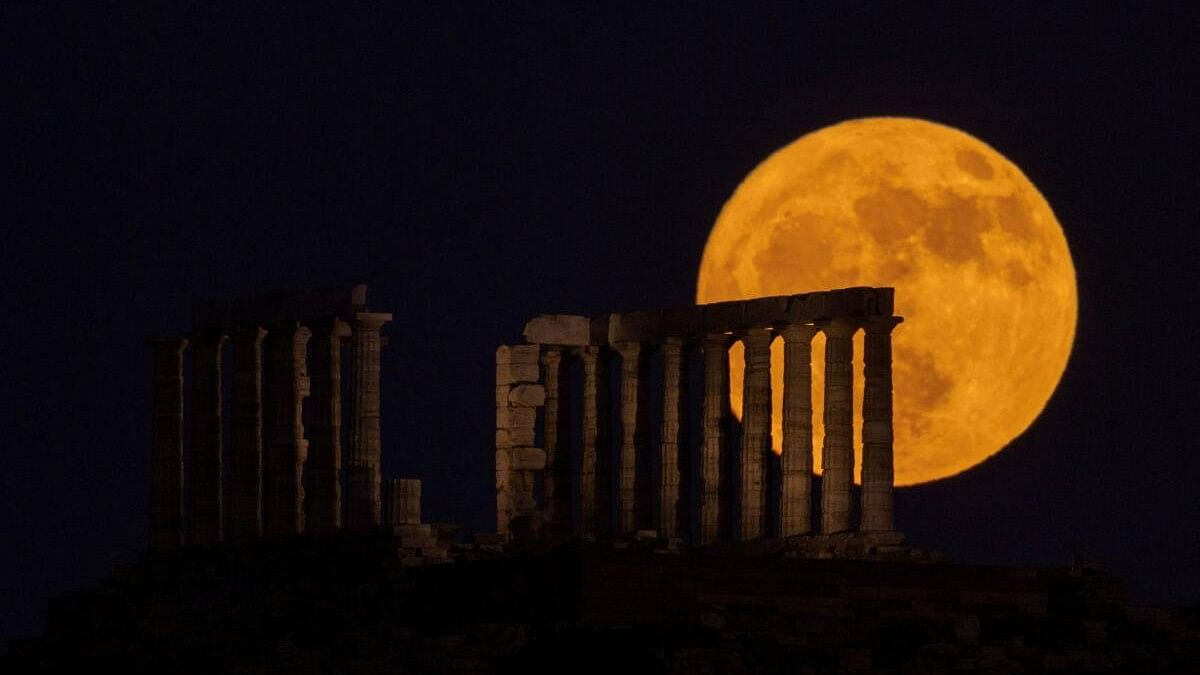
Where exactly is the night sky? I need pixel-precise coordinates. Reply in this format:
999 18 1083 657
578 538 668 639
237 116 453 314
4 3 1199 649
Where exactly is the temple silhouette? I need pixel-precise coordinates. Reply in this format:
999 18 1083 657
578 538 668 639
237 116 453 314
5 284 1197 674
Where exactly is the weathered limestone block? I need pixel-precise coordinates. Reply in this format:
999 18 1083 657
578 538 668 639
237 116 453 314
148 336 187 551
188 331 227 545
264 322 311 536
541 348 572 538
508 384 546 407
385 478 422 526
579 345 612 540
347 312 391 529
701 333 731 545
495 405 536 430
780 323 817 538
860 316 902 533
821 318 856 534
615 341 651 535
511 447 547 471
306 317 348 535
523 314 608 346
659 338 688 541
739 328 772 541
496 427 536 448
496 344 541 385
230 326 267 543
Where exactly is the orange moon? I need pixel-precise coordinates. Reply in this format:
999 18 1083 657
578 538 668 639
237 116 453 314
697 117 1076 486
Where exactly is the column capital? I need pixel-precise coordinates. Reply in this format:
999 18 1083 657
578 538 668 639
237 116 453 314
702 332 732 349
574 344 607 360
862 315 904 334
818 316 858 339
742 326 773 349
612 340 645 359
351 312 393 332
778 323 818 343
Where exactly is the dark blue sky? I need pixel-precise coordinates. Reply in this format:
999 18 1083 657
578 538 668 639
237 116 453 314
3 3 1198 649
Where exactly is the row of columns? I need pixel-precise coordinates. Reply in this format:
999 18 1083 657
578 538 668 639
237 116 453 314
529 316 900 544
147 313 392 550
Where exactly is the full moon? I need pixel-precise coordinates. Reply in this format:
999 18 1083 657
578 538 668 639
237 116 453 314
697 117 1076 486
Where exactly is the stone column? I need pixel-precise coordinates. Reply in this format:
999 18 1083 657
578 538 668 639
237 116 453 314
700 333 731 544
148 337 187 550
263 322 311 536
385 478 422 526
780 323 817 537
659 337 688 541
541 348 572 539
820 318 856 534
615 341 651 535
496 344 543 540
306 318 347 535
739 328 772 541
229 326 267 542
188 330 227 545
579 345 612 540
346 312 392 529
860 316 903 534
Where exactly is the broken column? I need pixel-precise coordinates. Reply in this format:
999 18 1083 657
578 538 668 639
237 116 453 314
188 330 227 545
615 341 651 535
700 333 731 544
148 336 187 550
229 325 267 542
659 337 688 541
820 318 856 534
579 345 612 540
739 328 772 541
263 322 310 536
346 312 392 529
860 316 902 534
780 323 817 537
306 317 347 535
541 348 572 539
385 478 422 526
495 344 544 539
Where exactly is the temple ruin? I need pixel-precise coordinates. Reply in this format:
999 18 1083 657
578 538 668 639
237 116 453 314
146 284 399 549
496 286 904 548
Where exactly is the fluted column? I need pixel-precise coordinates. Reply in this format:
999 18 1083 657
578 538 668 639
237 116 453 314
188 331 227 545
659 337 688 541
579 346 612 539
820 318 856 534
263 322 311 536
306 318 347 535
739 328 772 541
541 348 572 539
780 323 817 537
346 312 391 529
148 336 187 550
860 316 903 533
700 333 731 544
229 326 267 542
615 341 651 535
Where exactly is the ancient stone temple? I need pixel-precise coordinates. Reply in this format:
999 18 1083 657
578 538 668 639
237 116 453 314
145 284 396 548
496 286 903 548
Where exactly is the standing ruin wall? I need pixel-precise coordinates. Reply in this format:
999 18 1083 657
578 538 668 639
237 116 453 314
496 286 903 547
146 284 396 549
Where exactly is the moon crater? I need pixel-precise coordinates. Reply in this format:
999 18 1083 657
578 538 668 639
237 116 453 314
697 117 1076 486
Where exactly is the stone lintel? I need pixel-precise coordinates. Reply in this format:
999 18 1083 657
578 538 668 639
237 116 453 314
523 314 609 346
605 287 895 343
